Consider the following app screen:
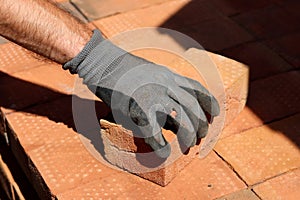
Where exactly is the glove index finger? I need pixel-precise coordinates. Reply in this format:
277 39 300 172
174 74 220 117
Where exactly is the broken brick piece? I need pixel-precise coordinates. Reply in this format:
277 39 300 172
100 48 249 186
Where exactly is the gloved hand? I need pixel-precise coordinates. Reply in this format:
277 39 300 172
63 30 220 158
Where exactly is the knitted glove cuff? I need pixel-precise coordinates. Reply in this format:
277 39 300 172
63 29 104 74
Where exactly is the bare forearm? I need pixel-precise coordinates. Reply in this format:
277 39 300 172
0 0 92 64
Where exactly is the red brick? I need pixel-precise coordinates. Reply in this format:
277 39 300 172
170 48 249 127
221 42 293 80
2 97 245 199
57 152 246 199
0 43 47 75
220 107 263 139
93 0 191 37
94 1 253 51
10 64 76 95
163 152 246 199
100 119 200 186
0 63 77 111
247 71 300 123
99 48 249 186
186 16 254 51
0 73 63 111
72 0 174 21
264 32 300 68
158 0 222 29
276 0 300 19
215 189 260 200
253 168 300 200
232 5 300 39
129 47 248 127
3 97 115 198
210 0 275 16
215 114 300 185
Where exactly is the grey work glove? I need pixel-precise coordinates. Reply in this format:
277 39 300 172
64 30 220 158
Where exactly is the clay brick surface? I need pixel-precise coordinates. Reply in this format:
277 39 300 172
0 73 63 111
168 48 249 127
278 0 300 19
215 114 300 185
210 0 275 16
215 189 260 200
57 152 246 199
175 16 254 51
99 47 248 186
221 42 293 80
0 43 47 75
253 168 300 200
71 0 173 21
3 97 114 198
264 32 300 68
220 107 263 139
10 64 76 95
247 71 300 123
93 0 191 37
232 5 300 39
100 119 200 186
2 97 245 199
0 63 76 112
94 4 253 51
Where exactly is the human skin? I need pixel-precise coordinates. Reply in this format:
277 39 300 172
0 0 92 64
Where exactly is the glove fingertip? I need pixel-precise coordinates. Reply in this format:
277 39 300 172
144 137 171 159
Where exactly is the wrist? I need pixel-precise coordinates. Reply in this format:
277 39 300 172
53 28 93 64
63 29 104 73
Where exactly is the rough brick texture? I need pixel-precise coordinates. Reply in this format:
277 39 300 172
71 0 173 21
215 114 300 185
253 168 300 200
100 48 249 186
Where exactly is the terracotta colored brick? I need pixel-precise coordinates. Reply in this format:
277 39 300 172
129 47 248 127
93 0 191 37
93 0 189 37
158 0 222 29
221 42 293 80
10 63 76 95
100 119 200 186
94 6 253 51
0 73 63 111
0 43 47 75
215 114 300 185
253 168 300 200
264 32 300 68
210 0 275 16
215 189 260 200
232 5 300 39
183 16 254 51
2 99 245 199
247 71 300 123
169 48 249 127
99 48 248 186
0 63 77 111
275 0 300 19
220 107 263 139
3 97 114 199
71 0 174 21
57 152 246 199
